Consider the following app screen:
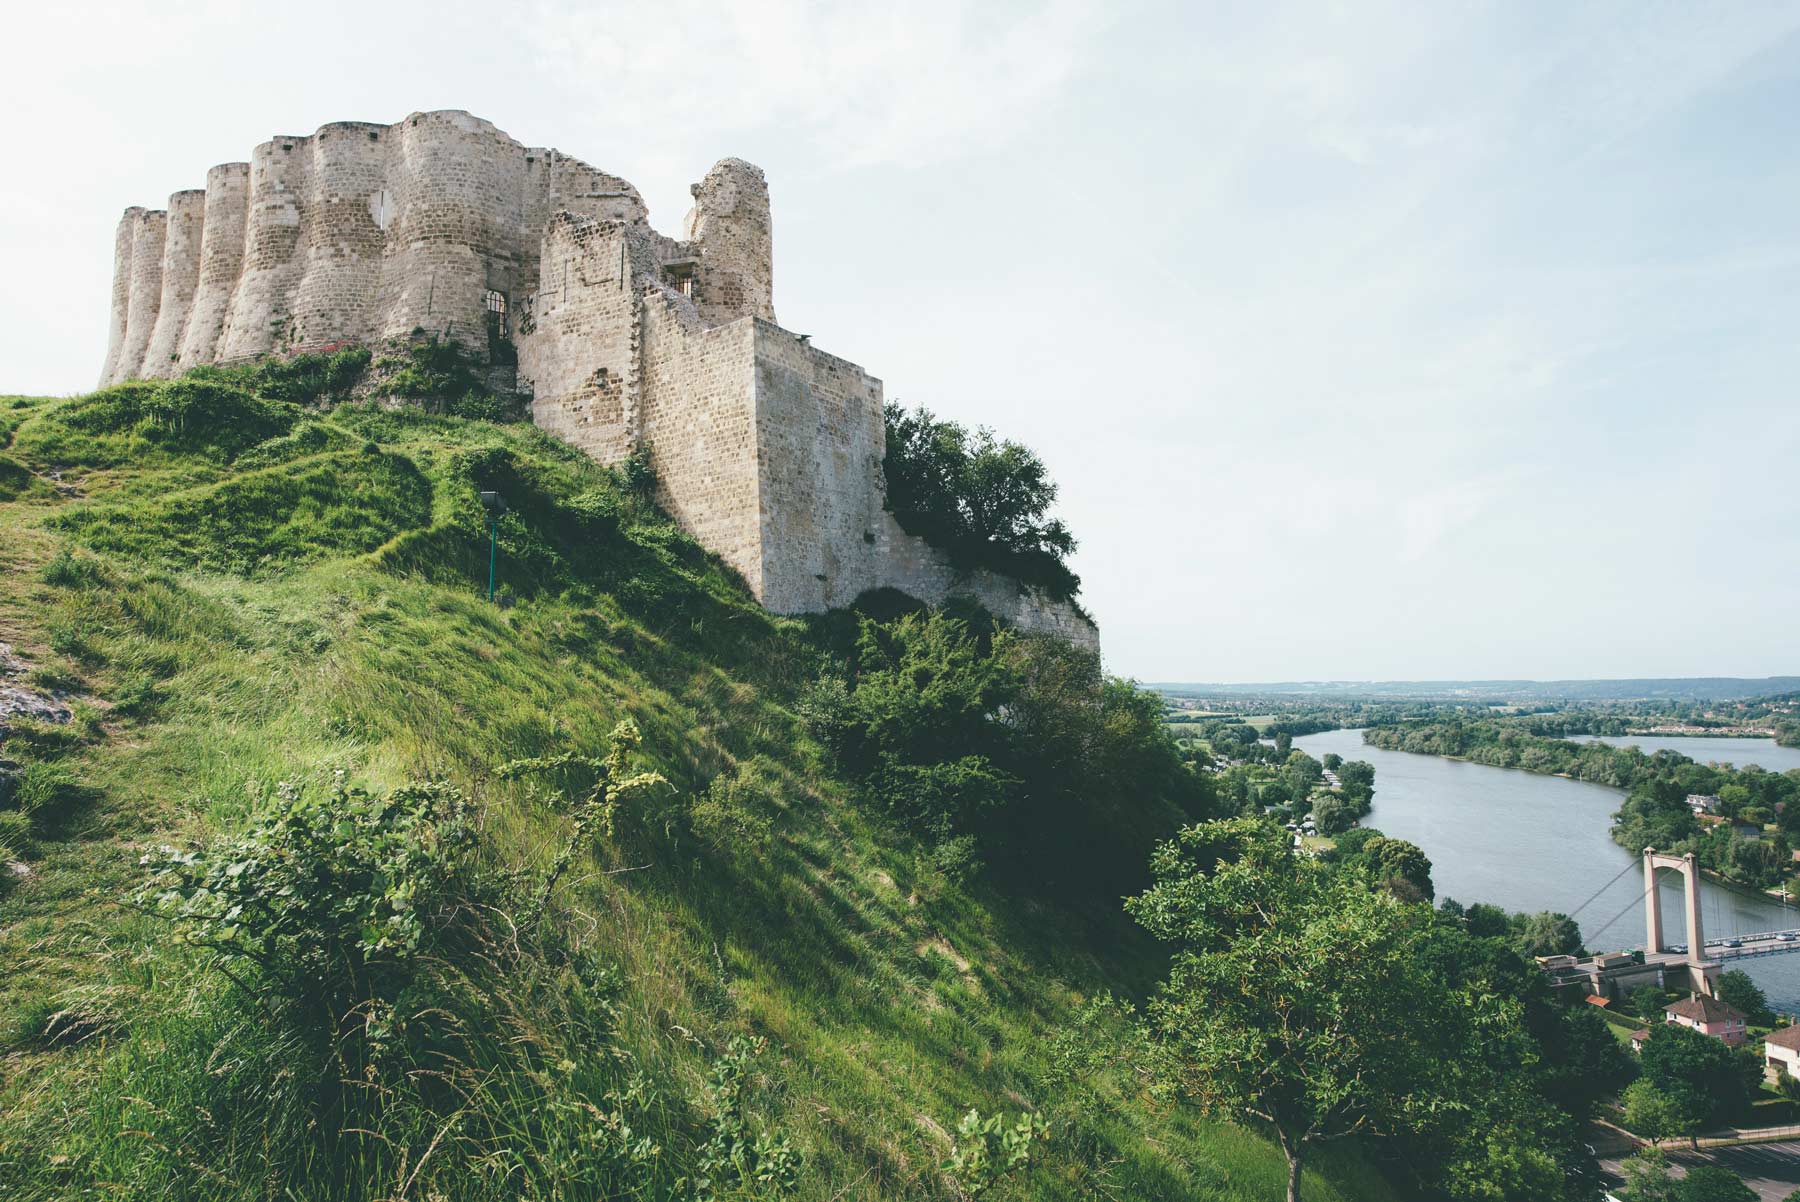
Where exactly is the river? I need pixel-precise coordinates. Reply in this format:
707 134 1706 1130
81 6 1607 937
1293 729 1800 1012
1565 733 1800 773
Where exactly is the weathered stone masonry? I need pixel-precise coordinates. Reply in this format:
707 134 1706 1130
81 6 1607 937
100 110 1096 649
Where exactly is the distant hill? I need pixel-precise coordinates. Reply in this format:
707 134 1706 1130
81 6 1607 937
1151 678 1800 703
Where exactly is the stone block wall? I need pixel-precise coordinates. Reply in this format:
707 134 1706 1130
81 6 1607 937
750 321 888 612
637 291 763 595
518 215 644 466
747 321 1096 649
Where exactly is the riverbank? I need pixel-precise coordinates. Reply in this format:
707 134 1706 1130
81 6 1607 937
1293 730 1800 1013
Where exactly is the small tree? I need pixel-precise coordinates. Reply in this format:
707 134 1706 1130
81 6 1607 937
1621 1079 1697 1148
1716 970 1774 1026
136 774 479 1033
1640 1022 1758 1134
944 1108 1050 1197
1514 911 1583 957
1310 793 1351 836
881 402 1078 597
1125 818 1493 1202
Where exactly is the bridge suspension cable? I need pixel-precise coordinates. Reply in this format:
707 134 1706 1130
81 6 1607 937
1563 857 1642 923
1582 882 1658 948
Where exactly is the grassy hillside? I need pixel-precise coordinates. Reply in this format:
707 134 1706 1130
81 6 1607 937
0 377 1399 1201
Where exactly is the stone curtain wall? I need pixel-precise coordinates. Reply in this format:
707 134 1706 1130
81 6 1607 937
518 216 643 466
751 321 888 613
98 110 1095 648
748 321 1097 648
638 296 763 597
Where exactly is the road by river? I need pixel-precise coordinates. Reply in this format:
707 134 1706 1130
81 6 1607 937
1292 730 1800 1012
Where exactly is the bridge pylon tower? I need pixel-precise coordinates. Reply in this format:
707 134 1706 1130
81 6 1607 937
1643 847 1720 997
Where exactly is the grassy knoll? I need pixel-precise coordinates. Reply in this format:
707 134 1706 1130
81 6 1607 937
0 383 1396 1201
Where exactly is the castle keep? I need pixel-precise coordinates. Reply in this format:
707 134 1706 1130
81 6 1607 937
99 110 1095 647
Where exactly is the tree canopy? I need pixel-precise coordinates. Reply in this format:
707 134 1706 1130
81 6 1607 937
1124 817 1593 1202
881 403 1080 598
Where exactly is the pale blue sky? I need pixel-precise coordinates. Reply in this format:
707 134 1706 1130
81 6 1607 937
3 1 1797 681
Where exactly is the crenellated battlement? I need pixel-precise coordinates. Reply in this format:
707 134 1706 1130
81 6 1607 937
98 111 1096 648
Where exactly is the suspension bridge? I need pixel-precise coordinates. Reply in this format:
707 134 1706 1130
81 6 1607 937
1540 848 1800 1001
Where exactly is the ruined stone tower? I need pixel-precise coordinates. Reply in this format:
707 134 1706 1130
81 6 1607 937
99 111 1096 648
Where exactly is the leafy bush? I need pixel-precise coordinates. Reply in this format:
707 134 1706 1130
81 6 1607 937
810 608 1211 900
882 403 1080 599
944 1108 1049 1197
689 757 779 851
685 1035 801 1202
496 719 668 920
134 774 479 1031
372 338 520 420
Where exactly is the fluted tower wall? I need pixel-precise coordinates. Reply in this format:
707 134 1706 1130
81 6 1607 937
100 207 146 387
291 122 390 351
116 209 168 383
374 111 525 349
178 163 251 370
219 137 310 362
101 112 739 382
141 190 207 378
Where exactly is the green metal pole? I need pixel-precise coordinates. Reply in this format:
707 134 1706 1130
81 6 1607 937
487 516 497 601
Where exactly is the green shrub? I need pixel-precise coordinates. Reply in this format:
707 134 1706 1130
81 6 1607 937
135 775 479 1030
372 338 517 418
686 1035 801 1202
689 757 779 851
921 832 983 885
447 390 524 422
189 346 372 405
882 402 1080 599
944 1108 1050 1198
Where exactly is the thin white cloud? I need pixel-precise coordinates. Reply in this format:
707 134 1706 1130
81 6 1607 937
525 0 1107 168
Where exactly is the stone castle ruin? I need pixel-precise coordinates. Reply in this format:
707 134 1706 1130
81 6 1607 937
98 110 1095 647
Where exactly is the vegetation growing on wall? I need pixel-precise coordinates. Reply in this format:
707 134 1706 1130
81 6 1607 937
881 402 1081 600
